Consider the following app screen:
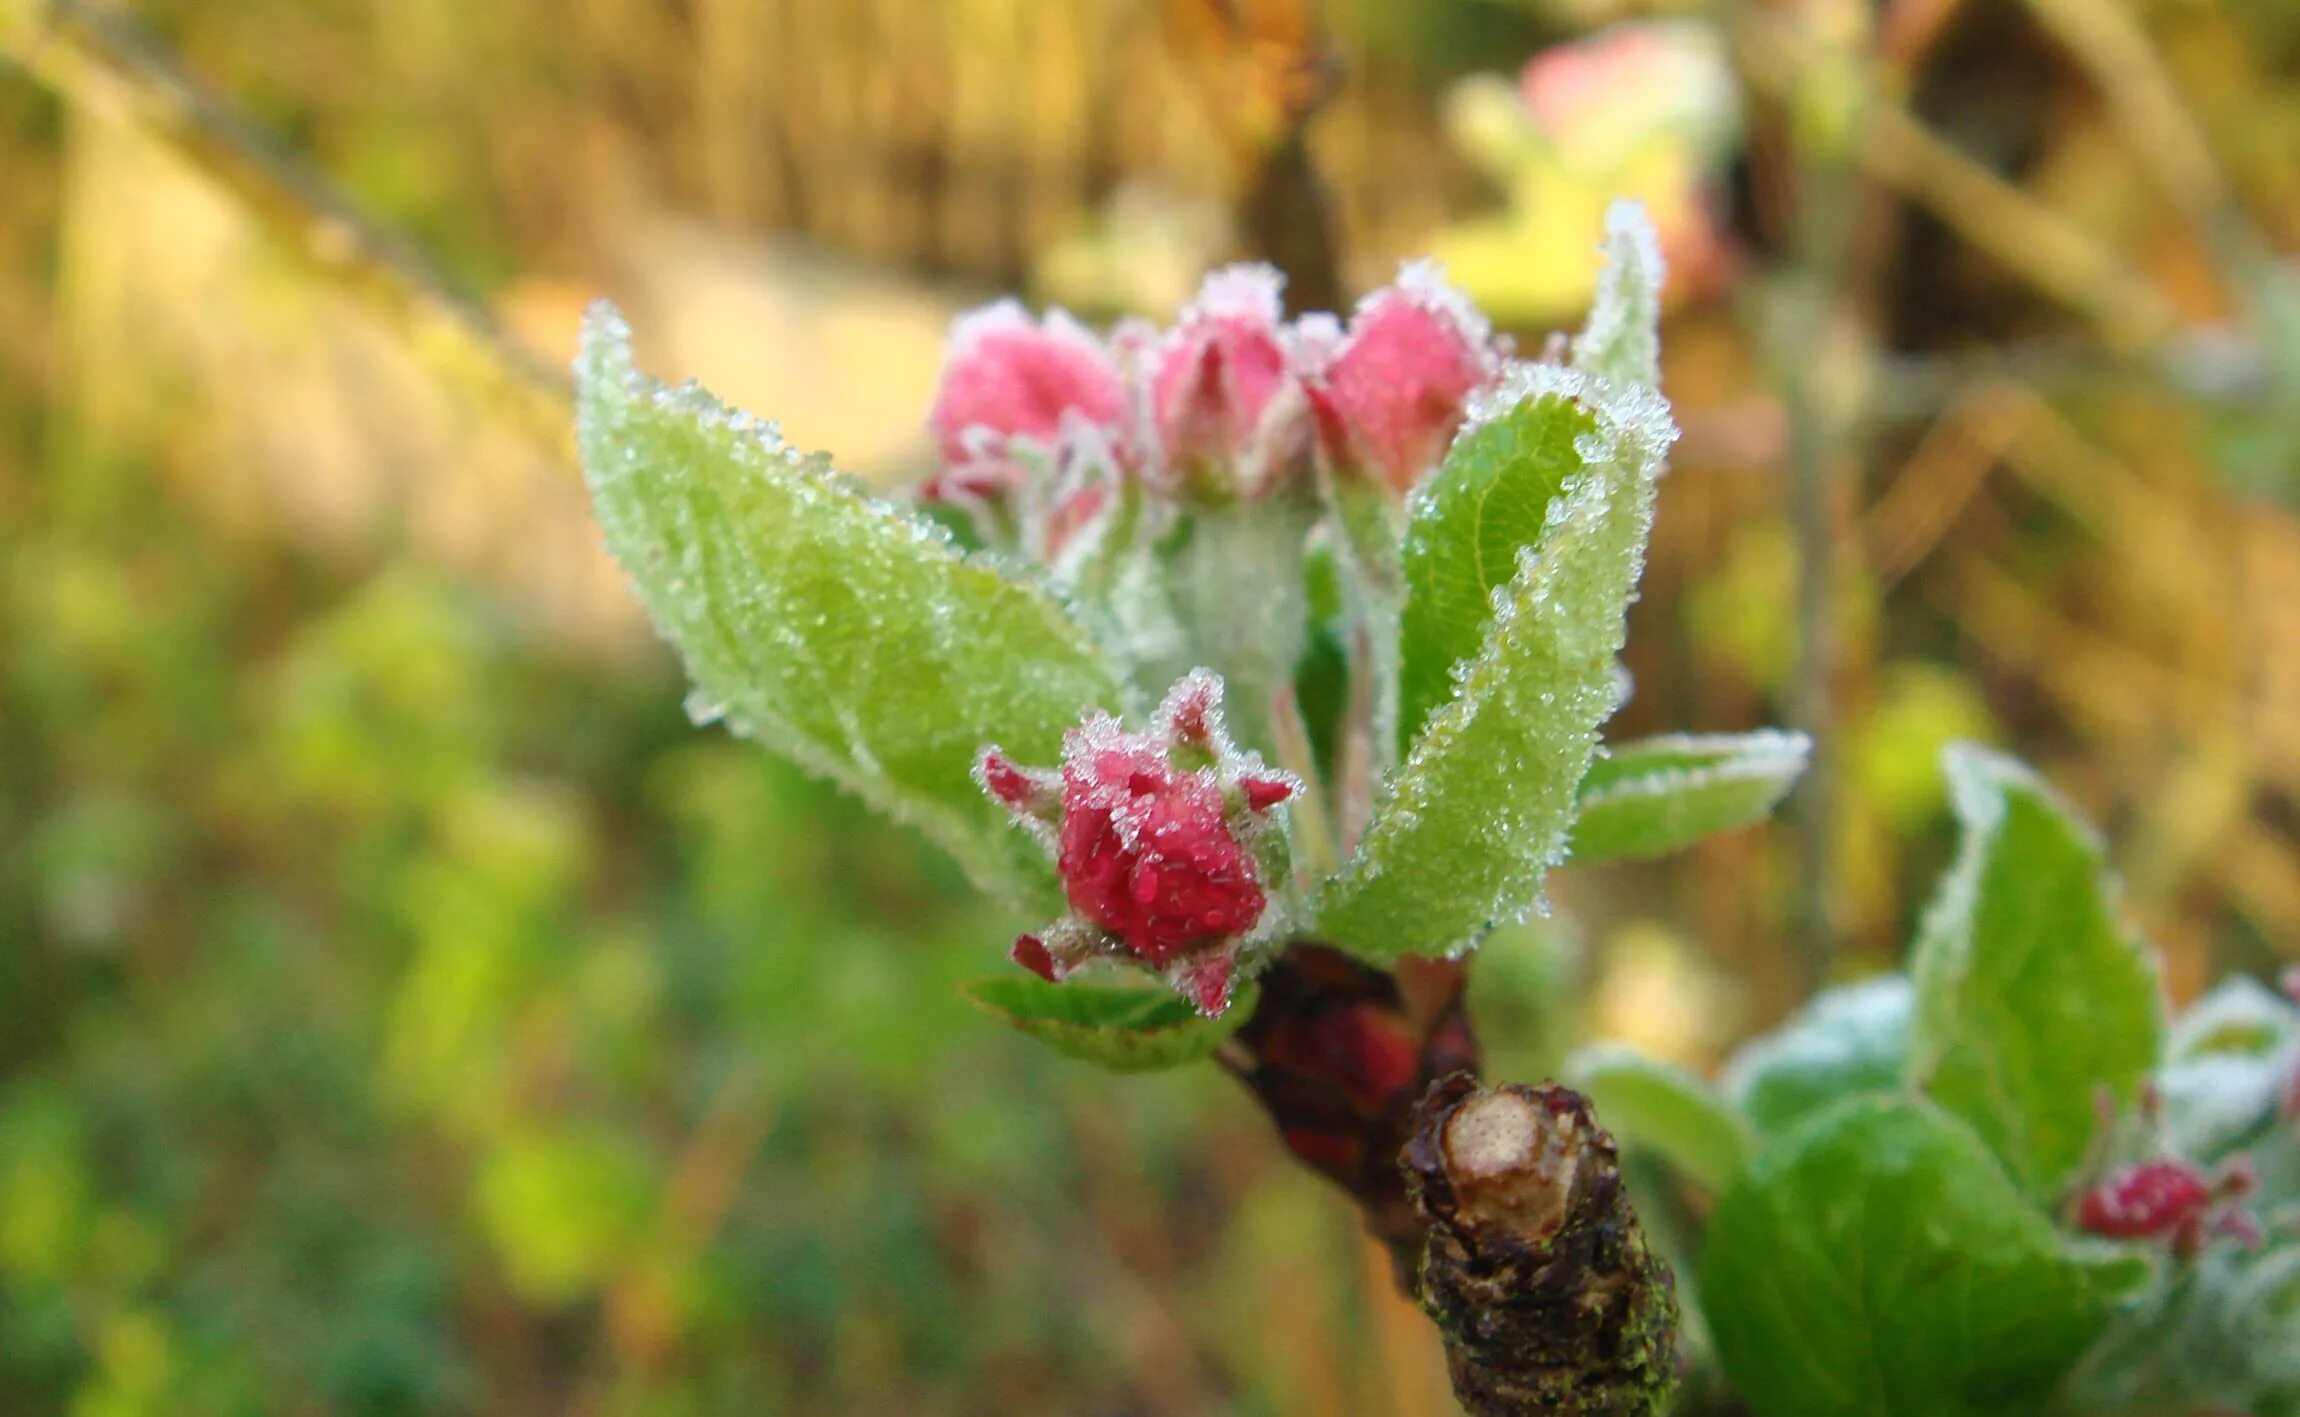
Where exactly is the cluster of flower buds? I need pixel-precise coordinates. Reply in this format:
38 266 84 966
2073 1157 2261 1257
975 672 1299 1015
919 261 1508 555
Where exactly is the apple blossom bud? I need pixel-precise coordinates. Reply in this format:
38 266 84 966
1312 264 1501 493
1055 721 1268 967
975 673 1298 1015
2075 1157 2260 1257
1151 266 1311 497
928 301 1127 464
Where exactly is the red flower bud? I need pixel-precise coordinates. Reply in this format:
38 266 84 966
1311 264 1500 493
2075 1157 2259 1257
976 672 1298 1014
1055 719 1267 967
2076 1161 2214 1239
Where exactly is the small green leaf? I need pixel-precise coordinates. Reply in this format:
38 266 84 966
1906 745 2165 1199
1571 200 1665 391
959 975 1254 1073
1394 393 1596 753
576 305 1125 910
1313 365 1675 959
1569 731 1809 863
1567 1042 1752 1192
1723 976 1914 1138
1702 1097 2146 1417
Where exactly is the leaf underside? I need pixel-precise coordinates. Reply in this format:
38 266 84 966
576 304 1125 912
959 975 1255 1072
1569 730 1810 863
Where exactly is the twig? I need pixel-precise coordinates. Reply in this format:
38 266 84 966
1730 9 2180 354
0 0 573 454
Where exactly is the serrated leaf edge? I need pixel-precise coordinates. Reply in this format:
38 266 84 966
576 302 1127 907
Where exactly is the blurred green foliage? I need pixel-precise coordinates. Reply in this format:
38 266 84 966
0 448 1423 1412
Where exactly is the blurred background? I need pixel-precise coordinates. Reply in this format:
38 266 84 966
3 0 2298 1411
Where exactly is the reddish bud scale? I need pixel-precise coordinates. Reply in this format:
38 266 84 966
2075 1158 2262 1257
1010 934 1058 982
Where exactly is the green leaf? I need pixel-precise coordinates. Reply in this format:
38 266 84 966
1569 730 1809 863
1394 393 1596 753
1906 745 2165 1199
576 305 1125 910
1567 1042 1752 1192
959 975 1255 1072
1571 200 1665 391
1314 364 1675 959
1723 976 1914 1138
1702 1097 2146 1417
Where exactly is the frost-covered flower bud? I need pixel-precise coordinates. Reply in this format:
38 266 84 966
1311 264 1501 494
929 301 1126 459
1056 729 1265 964
975 671 1298 1015
2075 1157 2259 1256
922 301 1127 505
1151 266 1311 498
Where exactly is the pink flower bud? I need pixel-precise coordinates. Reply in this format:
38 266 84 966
1311 264 1500 493
1151 266 1310 496
927 301 1127 467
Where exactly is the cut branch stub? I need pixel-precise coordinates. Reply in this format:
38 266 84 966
1220 944 1478 1286
1404 1075 1680 1417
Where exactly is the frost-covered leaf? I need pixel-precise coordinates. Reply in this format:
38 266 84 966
2067 1239 2300 1417
1568 730 1809 863
1314 365 1674 959
1723 976 1914 1138
1567 1042 1751 1192
2157 976 2300 1167
1570 200 1665 392
577 305 1125 910
959 975 1253 1072
1703 1097 2145 1417
2169 974 2300 1061
1394 393 1594 753
1906 745 2164 1200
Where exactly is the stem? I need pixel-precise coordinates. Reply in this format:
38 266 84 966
1220 944 1477 1287
1224 949 1683 1414
1404 1076 1680 1417
1 0 571 452
1268 685 1339 885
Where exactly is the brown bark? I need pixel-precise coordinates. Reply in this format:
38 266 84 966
1403 1075 1680 1417
1223 948 1680 1416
